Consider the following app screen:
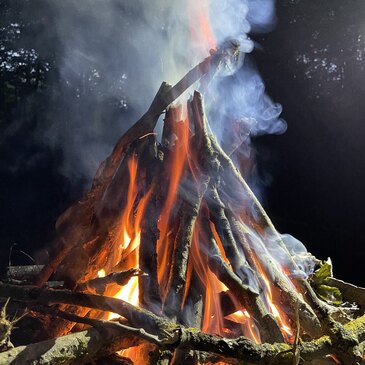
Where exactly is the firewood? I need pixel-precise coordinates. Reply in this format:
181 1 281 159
208 135 337 333
0 327 141 365
200 216 284 343
206 185 254 281
77 268 144 295
0 283 168 335
1 283 365 364
3 266 44 282
35 48 228 289
139 137 164 311
326 277 365 312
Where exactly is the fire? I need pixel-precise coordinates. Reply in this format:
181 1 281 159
91 2 299 362
253 254 294 340
188 0 217 52
105 156 151 319
190 227 226 336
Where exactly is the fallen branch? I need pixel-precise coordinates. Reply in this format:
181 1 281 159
8 306 365 364
0 283 168 335
0 326 141 365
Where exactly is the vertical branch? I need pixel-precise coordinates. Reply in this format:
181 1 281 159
139 137 164 311
164 92 215 319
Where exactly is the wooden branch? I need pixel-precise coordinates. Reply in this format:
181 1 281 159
206 185 253 280
2 283 365 364
31 305 161 345
326 277 365 312
77 268 144 295
208 134 335 329
0 327 141 365
139 137 164 311
3 265 44 282
0 283 168 335
201 217 284 343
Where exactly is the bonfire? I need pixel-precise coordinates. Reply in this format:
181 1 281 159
0 7 365 365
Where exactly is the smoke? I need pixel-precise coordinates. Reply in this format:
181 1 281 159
31 0 285 182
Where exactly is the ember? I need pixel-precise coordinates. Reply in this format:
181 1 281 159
0 2 365 365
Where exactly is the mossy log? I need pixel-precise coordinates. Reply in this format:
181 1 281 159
0 327 141 365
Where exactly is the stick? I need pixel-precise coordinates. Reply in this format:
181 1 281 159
209 134 335 328
0 283 168 335
0 327 141 365
3 266 44 282
326 277 365 312
139 137 164 311
77 268 144 295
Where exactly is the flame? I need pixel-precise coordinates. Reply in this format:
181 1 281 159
188 0 217 51
328 354 341 364
105 156 152 319
190 227 226 335
252 254 294 340
97 269 106 278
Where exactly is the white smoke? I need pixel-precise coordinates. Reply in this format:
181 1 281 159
38 0 285 181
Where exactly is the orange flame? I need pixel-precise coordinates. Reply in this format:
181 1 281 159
188 0 217 51
107 156 152 319
252 254 294 341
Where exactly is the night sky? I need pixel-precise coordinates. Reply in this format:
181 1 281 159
0 1 364 286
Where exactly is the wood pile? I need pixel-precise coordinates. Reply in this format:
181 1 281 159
0 48 364 365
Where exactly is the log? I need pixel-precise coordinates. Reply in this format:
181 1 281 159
139 137 164 311
77 268 144 295
0 327 141 365
0 283 168 335
326 277 365 312
209 134 335 330
3 266 44 282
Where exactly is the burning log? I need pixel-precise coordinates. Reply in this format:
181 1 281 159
0 283 167 335
77 268 144 295
163 92 215 319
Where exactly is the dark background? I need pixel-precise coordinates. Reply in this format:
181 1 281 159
0 1 364 285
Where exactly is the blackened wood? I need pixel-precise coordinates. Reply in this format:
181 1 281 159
139 137 163 312
77 268 143 295
0 283 168 335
